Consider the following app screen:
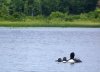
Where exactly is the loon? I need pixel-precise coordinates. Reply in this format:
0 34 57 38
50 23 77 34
56 58 62 62
62 57 67 63
68 52 82 64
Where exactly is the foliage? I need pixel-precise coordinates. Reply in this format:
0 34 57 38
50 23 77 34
0 0 99 16
0 0 99 22
49 11 64 18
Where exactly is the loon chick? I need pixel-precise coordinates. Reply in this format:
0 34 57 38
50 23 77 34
68 52 82 63
56 58 62 62
62 57 67 63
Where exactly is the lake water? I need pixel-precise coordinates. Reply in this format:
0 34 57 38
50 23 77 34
0 27 100 72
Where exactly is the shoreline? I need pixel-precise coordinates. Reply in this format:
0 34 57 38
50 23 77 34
0 20 100 28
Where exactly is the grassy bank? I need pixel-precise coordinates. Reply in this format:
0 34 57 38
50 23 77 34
0 9 100 27
0 19 100 27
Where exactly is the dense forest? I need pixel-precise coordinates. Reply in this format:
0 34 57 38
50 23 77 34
0 0 98 17
0 0 100 27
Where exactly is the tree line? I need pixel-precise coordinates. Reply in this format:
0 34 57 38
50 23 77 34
0 0 98 18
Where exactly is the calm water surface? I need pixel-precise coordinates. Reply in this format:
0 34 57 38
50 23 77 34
0 27 100 72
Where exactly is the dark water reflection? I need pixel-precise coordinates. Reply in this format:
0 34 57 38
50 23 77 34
0 27 100 72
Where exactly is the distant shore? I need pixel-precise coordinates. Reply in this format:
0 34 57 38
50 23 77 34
0 8 100 27
0 19 100 27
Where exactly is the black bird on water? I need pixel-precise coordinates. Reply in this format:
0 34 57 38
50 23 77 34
68 52 82 63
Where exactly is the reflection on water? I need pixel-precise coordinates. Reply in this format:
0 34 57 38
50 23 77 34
0 27 100 72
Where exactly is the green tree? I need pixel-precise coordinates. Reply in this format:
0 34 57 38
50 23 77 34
58 0 70 13
68 0 98 14
0 0 99 18
41 0 60 16
0 0 9 17
9 0 24 15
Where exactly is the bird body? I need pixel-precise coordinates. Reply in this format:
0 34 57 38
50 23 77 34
68 52 82 63
68 59 75 64
56 58 62 62
62 57 67 63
